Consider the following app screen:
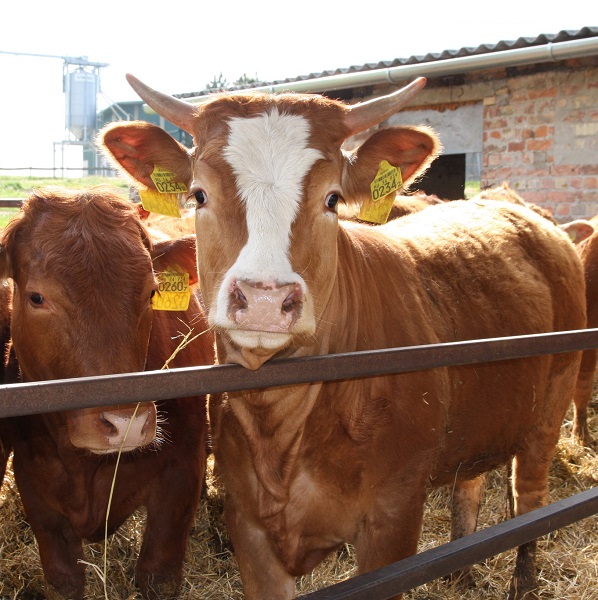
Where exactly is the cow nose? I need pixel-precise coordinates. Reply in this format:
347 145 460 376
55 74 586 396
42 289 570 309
99 405 156 448
228 278 303 332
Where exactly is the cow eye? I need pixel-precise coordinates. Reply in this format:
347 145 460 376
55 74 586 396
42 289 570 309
29 292 44 306
193 189 207 207
325 192 341 210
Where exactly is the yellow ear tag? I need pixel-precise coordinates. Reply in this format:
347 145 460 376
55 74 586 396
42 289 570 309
152 266 191 311
150 166 188 194
139 166 189 218
139 189 182 217
358 160 403 224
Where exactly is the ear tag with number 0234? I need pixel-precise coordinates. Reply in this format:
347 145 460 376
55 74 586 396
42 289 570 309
139 166 188 218
358 160 403 224
152 266 191 311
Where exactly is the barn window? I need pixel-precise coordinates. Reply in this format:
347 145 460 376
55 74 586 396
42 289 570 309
389 102 483 200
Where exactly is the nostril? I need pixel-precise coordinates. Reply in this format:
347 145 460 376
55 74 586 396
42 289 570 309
282 285 302 313
99 413 118 436
230 283 248 311
141 411 155 435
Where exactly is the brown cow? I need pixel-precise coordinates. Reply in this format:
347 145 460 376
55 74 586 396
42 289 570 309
476 184 596 444
564 217 598 445
100 75 586 600
0 186 215 600
0 280 12 488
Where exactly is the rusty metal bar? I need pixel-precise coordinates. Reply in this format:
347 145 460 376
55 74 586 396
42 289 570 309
0 198 23 208
1 328 598 418
299 486 598 600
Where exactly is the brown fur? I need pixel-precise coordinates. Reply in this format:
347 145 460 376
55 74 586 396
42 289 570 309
0 187 215 599
472 182 558 224
100 89 586 600
339 192 442 222
0 281 12 490
569 225 598 445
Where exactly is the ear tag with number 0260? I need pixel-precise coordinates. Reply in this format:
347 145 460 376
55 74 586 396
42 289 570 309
358 160 403 224
139 166 189 218
152 266 191 311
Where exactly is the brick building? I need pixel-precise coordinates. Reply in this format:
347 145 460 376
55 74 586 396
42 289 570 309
382 51 598 221
101 27 598 222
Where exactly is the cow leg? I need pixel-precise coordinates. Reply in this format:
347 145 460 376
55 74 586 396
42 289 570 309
0 421 10 485
354 483 428 600
572 348 595 446
13 463 85 597
135 436 206 600
136 461 204 600
225 501 296 600
27 512 86 600
507 442 556 600
447 474 485 588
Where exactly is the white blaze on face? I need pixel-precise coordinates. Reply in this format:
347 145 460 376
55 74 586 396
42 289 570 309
214 108 323 346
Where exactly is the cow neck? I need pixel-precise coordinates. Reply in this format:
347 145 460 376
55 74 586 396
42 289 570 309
229 381 323 519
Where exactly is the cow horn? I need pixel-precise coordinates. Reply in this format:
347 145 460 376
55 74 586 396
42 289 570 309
126 73 196 134
344 76 427 136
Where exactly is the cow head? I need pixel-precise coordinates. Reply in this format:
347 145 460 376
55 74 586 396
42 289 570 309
0 186 182 453
100 75 439 369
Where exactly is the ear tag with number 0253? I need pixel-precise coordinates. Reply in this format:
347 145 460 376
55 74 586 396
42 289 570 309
358 160 403 224
139 166 188 218
152 266 191 311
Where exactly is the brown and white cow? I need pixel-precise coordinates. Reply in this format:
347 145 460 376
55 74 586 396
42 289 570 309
100 75 586 600
0 186 215 600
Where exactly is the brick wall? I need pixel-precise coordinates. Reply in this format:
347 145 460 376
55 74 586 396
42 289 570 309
364 57 598 223
481 63 598 222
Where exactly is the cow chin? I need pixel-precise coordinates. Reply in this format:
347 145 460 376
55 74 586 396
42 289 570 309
222 329 294 370
83 442 153 456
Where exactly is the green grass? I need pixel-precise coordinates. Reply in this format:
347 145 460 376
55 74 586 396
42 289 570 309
0 175 131 228
0 175 130 198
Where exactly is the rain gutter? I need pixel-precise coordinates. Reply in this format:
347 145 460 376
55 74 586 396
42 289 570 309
143 36 598 113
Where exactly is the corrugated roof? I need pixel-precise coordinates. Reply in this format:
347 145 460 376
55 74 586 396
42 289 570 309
177 26 598 99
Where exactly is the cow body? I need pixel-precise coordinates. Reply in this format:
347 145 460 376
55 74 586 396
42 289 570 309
101 77 586 600
570 218 598 444
0 187 214 600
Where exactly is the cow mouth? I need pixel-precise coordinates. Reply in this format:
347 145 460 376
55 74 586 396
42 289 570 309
220 329 293 370
82 436 162 455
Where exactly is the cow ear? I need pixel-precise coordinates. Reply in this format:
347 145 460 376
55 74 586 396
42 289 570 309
343 126 440 204
561 219 595 245
0 243 10 281
151 235 198 286
98 121 192 190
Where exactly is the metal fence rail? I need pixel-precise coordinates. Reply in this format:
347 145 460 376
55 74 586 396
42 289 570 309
2 328 598 417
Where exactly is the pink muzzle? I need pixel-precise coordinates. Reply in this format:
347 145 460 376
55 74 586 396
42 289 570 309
228 278 303 332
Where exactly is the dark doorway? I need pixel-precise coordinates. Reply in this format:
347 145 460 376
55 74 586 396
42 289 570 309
410 153 465 200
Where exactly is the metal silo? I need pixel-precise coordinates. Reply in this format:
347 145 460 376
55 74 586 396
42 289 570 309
65 67 98 141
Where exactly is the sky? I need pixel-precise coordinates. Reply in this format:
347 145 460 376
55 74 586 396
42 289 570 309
0 1 593 176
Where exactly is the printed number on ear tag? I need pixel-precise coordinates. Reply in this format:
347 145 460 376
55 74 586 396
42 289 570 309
152 267 190 311
358 160 403 224
138 166 189 217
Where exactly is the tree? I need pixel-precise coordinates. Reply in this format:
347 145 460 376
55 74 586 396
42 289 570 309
206 72 262 91
206 73 228 91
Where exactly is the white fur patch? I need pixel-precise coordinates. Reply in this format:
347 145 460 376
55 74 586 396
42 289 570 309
223 108 322 280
